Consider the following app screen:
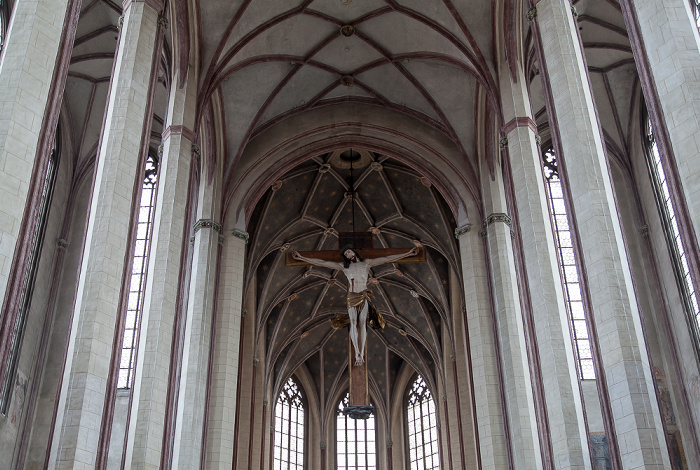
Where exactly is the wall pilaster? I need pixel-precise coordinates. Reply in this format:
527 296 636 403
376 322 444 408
535 0 670 467
124 79 198 469
170 172 223 469
457 222 513 470
205 230 246 469
0 0 69 306
46 2 162 467
503 72 589 467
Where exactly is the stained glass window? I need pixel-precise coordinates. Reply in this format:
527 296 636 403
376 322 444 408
645 120 700 348
407 376 439 470
117 155 158 389
274 377 305 470
337 393 376 469
542 147 595 380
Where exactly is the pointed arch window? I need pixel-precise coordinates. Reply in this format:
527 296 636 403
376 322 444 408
274 377 305 470
336 393 376 469
406 375 439 470
690 0 700 31
1 131 59 412
542 147 595 380
117 154 158 389
645 120 700 349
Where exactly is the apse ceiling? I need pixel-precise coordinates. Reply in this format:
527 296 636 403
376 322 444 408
245 151 458 415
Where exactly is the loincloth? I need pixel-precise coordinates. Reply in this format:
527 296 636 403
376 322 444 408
330 289 385 330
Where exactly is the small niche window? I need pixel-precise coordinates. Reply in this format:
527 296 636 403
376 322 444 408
117 154 158 389
645 120 700 348
542 147 595 380
274 377 305 470
406 375 439 470
336 393 376 470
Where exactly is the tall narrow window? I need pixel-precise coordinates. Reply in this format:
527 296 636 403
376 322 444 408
542 147 595 380
645 120 700 347
690 0 700 30
406 375 439 470
1 134 59 413
117 154 158 389
274 377 305 470
337 393 376 470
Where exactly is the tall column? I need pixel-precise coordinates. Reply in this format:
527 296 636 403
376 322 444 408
0 0 69 327
502 68 590 469
622 0 700 239
481 166 543 470
535 0 670 467
457 225 509 470
46 2 162 468
124 78 198 469
204 229 247 469
170 169 223 469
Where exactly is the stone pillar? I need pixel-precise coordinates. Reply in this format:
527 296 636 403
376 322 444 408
170 170 224 469
457 219 522 470
535 0 670 467
502 69 590 468
0 0 69 324
204 229 247 469
46 2 162 468
622 0 700 240
124 78 198 469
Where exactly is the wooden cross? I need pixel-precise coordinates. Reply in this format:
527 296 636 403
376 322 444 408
285 245 426 410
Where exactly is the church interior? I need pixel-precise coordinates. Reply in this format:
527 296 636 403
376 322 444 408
1 0 700 468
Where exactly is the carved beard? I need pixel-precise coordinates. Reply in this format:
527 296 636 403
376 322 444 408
343 253 359 268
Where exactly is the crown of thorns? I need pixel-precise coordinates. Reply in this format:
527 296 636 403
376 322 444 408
340 244 357 256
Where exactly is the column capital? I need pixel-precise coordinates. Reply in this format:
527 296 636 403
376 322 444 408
193 219 222 233
162 125 197 142
484 213 512 227
502 116 537 136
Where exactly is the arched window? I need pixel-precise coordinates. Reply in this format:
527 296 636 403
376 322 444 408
542 147 595 380
117 154 158 389
336 393 376 469
0 0 9 53
645 120 700 349
274 377 305 470
406 375 439 470
0 130 59 412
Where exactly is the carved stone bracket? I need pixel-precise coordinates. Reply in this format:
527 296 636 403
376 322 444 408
232 230 249 244
640 225 650 237
57 238 69 249
454 224 472 238
191 144 201 157
499 137 508 149
193 219 222 233
157 15 168 28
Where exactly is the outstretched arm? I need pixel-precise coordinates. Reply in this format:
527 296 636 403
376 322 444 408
367 246 420 267
292 251 344 270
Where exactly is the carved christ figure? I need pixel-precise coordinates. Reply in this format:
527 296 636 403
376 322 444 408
292 244 420 365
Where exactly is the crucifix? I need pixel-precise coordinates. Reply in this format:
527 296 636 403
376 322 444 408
287 242 424 416
286 149 426 418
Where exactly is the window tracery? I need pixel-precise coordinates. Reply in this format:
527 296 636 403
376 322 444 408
337 392 376 469
406 375 439 470
274 377 305 470
117 154 158 389
542 147 595 380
